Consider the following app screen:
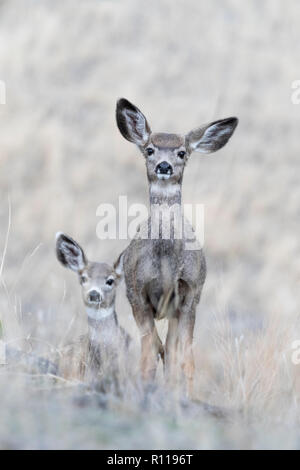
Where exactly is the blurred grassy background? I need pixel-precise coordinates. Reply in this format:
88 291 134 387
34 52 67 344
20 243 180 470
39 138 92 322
0 0 300 449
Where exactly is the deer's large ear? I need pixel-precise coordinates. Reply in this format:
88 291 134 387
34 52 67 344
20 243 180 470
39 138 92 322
113 251 124 281
56 233 87 272
116 98 151 146
186 117 238 154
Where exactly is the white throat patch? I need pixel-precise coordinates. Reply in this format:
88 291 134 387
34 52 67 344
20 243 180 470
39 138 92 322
150 182 181 197
86 305 114 321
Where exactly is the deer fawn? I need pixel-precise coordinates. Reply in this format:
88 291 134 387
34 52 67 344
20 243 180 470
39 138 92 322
116 98 238 395
56 232 130 385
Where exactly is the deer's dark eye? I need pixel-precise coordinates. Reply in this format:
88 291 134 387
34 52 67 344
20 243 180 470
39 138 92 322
106 278 114 286
80 275 88 285
177 150 186 159
146 148 154 156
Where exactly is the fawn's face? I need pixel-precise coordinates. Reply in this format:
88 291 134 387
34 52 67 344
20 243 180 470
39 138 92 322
56 233 123 310
116 98 238 188
79 262 117 309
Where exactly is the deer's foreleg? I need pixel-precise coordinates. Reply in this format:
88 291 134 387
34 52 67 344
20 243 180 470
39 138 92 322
132 303 163 382
177 292 197 398
164 316 179 386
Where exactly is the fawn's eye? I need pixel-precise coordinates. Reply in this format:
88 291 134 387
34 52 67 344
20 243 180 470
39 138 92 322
146 147 154 156
177 150 186 159
80 275 88 285
106 278 114 286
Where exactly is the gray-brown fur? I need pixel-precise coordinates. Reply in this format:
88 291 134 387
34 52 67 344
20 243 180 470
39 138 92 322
55 233 130 384
116 98 238 394
151 133 184 148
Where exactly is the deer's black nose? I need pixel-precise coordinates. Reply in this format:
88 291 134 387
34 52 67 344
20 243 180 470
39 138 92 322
88 290 101 303
156 161 173 175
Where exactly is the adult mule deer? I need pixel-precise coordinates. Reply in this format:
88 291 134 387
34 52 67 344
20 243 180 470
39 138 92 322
116 98 238 395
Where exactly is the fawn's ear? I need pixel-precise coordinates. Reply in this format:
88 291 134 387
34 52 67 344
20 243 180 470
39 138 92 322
186 117 238 154
116 98 151 146
113 251 124 281
56 233 87 272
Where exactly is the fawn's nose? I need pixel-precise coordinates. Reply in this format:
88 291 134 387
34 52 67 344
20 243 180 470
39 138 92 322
156 161 173 175
88 290 102 303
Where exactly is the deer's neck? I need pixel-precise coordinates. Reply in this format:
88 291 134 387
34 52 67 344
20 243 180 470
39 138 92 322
147 181 184 244
149 181 182 207
86 306 118 345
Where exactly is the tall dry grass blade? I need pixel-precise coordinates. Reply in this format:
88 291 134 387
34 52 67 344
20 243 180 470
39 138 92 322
9 243 43 295
0 195 11 280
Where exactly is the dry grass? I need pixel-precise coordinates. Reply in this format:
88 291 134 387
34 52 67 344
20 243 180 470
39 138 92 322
0 0 300 449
